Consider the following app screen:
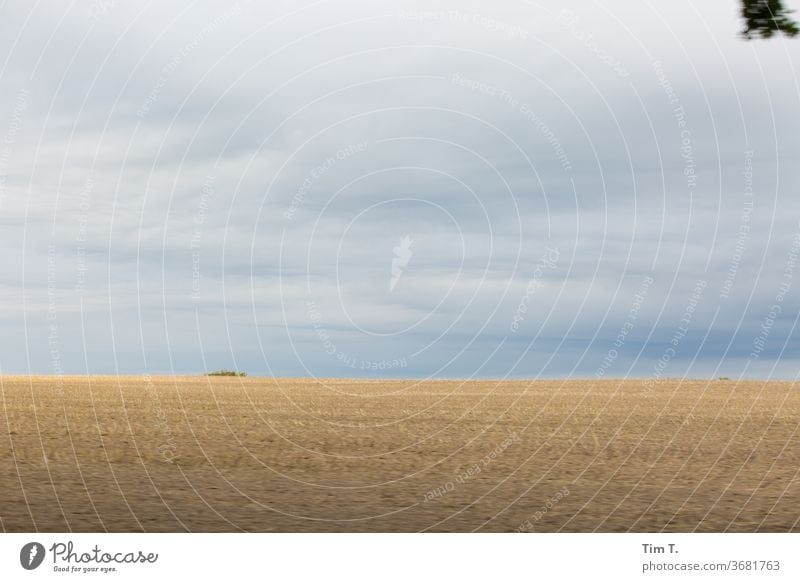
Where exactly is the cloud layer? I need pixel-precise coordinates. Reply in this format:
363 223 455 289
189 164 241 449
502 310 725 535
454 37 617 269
1 0 799 380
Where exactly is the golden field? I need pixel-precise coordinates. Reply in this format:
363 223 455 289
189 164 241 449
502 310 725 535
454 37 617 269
1 376 798 532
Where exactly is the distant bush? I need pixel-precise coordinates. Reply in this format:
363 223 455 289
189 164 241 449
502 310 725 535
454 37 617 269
207 370 247 377
719 376 731 381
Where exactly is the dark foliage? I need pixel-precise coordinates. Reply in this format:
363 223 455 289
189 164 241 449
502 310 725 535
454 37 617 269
741 0 799 38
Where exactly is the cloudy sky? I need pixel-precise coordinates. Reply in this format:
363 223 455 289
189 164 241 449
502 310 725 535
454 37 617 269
1 0 799 379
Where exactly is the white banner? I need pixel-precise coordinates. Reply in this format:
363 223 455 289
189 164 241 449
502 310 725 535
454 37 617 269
1 533 798 581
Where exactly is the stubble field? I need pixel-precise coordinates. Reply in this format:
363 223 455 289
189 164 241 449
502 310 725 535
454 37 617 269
1 376 798 532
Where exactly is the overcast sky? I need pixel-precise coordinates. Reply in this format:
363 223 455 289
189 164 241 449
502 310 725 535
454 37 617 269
1 0 799 380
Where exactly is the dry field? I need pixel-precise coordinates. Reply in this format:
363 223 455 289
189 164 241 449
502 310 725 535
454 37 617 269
1 376 798 532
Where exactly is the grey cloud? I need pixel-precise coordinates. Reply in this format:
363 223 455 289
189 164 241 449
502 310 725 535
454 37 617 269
1 0 799 380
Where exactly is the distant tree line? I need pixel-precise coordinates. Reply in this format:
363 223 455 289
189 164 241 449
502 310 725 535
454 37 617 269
207 370 248 377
